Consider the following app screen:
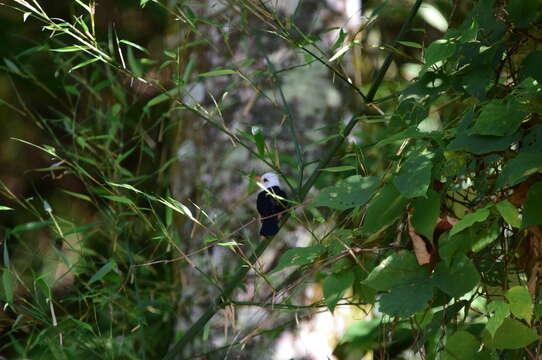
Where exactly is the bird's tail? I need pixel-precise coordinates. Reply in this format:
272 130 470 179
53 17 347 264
260 218 279 237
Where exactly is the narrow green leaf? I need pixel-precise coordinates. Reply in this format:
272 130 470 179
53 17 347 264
2 269 13 303
145 88 179 108
197 69 236 78
119 39 150 54
319 166 356 172
69 57 100 72
102 195 134 205
0 206 13 211
88 260 117 284
397 41 422 48
61 189 92 202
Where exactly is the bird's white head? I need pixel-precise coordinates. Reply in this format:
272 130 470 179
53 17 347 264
258 172 281 190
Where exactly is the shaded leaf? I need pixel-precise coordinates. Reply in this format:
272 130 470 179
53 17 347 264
314 175 380 210
319 166 356 172
411 189 440 240
425 39 456 67
434 254 480 297
379 278 433 317
497 153 542 188
364 251 427 291
469 99 526 136
394 150 433 198
522 182 542 228
272 245 326 272
361 183 408 236
88 260 117 284
323 271 354 313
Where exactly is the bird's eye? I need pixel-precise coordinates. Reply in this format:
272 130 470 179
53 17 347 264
263 178 268 182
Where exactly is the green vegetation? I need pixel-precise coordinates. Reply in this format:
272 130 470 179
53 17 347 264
1 0 542 359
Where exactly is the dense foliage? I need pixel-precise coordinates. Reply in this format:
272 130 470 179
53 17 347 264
1 0 542 359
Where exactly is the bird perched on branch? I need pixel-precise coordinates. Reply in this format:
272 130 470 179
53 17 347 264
256 172 289 237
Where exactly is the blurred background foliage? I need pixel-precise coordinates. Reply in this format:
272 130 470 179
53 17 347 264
1 0 541 359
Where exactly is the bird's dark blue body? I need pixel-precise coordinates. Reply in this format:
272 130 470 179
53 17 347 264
257 185 288 237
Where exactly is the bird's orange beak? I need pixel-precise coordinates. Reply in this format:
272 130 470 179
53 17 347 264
255 175 262 183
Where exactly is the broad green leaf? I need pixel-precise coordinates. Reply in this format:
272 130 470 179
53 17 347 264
88 260 117 284
197 69 236 78
486 301 510 338
434 254 480 297
411 190 440 240
272 245 326 272
447 131 519 155
449 207 490 237
394 150 433 198
483 318 538 349
497 153 542 188
313 175 380 210
469 99 527 136
379 278 433 317
495 200 521 228
444 331 479 360
522 182 542 228
425 39 456 67
323 271 354 313
505 286 533 324
439 224 498 265
364 251 427 291
361 183 408 236
319 165 356 172
470 222 499 252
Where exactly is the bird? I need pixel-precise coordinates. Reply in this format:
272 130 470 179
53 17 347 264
256 172 289 237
